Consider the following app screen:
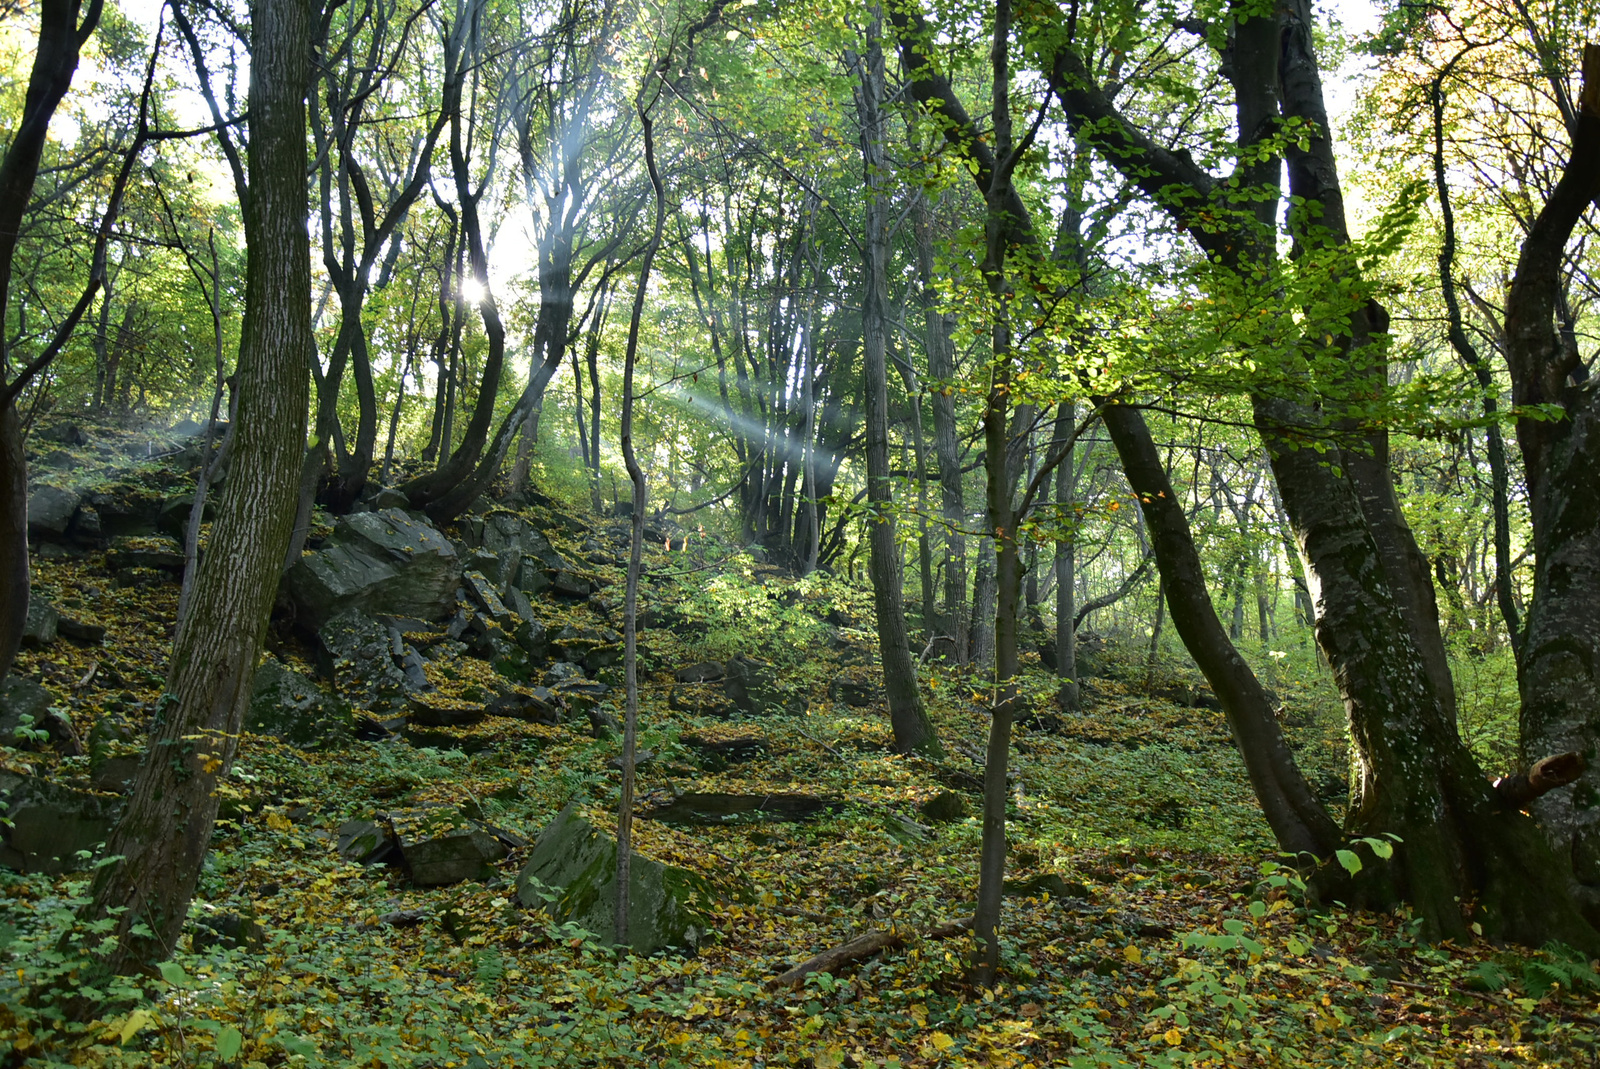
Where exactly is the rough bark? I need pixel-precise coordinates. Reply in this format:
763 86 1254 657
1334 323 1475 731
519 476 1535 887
1508 43 1600 909
856 16 939 756
79 0 314 973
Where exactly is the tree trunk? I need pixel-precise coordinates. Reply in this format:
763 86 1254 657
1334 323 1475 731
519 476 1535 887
1053 400 1079 712
1505 43 1600 912
855 16 939 757
0 0 103 681
1102 402 1341 859
79 0 313 974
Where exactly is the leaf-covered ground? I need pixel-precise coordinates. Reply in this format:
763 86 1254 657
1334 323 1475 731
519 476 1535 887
3 445 1598 1067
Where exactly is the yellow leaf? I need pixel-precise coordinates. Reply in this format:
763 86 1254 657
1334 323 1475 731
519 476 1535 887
265 811 292 832
930 1031 955 1052
119 1009 156 1045
1164 1027 1183 1046
1122 944 1142 964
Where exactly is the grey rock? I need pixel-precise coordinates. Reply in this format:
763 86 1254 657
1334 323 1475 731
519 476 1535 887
106 534 185 573
646 792 837 825
89 753 141 791
287 509 461 628
487 688 562 725
0 676 73 751
20 599 58 647
192 909 263 951
337 819 397 865
373 486 410 510
828 678 878 707
56 615 105 643
724 654 796 716
674 661 725 683
407 694 486 727
545 661 585 686
0 772 120 874
248 657 352 747
318 610 418 718
27 485 80 538
389 806 509 887
514 804 729 953
918 790 970 823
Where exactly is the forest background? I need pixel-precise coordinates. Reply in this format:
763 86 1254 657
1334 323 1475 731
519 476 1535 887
5 0 1600 1064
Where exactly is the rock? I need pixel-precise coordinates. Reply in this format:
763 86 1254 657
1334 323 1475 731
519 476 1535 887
89 753 141 791
106 534 186 573
337 819 398 865
552 677 608 715
1003 872 1090 901
407 694 485 727
248 657 352 747
463 571 513 623
645 791 838 825
545 661 585 686
192 909 263 951
373 486 410 509
682 731 769 768
487 687 562 724
286 509 462 628
319 610 423 718
514 804 729 953
0 676 75 751
882 812 929 843
27 485 80 539
20 598 58 647
501 586 550 658
674 661 724 683
724 654 796 716
668 684 735 718
0 772 121 874
828 678 878 707
388 806 510 887
918 790 970 823
551 570 595 598
56 615 106 644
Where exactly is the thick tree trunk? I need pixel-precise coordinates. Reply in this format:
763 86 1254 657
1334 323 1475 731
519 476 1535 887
79 0 313 974
855 19 939 756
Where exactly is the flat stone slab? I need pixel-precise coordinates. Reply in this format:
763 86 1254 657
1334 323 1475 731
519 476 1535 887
645 791 839 826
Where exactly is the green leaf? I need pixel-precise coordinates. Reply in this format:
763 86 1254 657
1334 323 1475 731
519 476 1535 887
157 961 190 987
217 1026 242 1060
1335 849 1363 876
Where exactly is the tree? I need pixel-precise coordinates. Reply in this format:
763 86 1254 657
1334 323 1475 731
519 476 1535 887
854 8 939 757
79 0 315 973
1042 0 1597 945
0 0 104 681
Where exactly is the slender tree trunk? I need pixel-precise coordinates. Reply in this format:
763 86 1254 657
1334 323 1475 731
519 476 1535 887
79 0 314 974
1053 401 1079 711
0 0 104 681
854 16 939 756
615 96 664 948
1103 402 1341 858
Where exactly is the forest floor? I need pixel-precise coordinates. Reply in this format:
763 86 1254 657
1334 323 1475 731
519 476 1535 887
3 427 1599 1068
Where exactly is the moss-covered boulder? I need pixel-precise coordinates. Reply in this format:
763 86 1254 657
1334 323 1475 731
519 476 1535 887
515 804 734 954
249 658 352 747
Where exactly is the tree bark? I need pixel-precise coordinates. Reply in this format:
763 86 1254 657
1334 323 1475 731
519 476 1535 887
855 15 939 757
0 0 103 681
1506 43 1600 911
79 0 313 974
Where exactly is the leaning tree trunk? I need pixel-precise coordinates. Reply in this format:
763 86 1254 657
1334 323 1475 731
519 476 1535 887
79 0 314 974
855 18 939 756
1506 43 1600 913
1102 401 1341 859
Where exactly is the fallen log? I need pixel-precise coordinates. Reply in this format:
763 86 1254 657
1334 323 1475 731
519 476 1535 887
768 916 972 990
1494 752 1586 810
